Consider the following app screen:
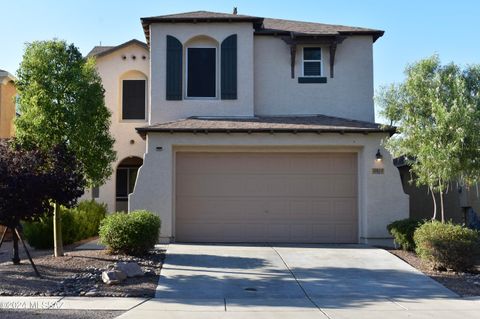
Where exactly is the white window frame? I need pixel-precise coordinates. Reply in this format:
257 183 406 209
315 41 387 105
302 47 323 77
185 46 218 99
120 78 148 122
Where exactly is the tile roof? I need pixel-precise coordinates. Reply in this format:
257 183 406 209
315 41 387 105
137 115 394 135
0 69 15 82
142 10 262 21
140 11 384 44
87 39 147 58
261 18 383 37
86 46 115 57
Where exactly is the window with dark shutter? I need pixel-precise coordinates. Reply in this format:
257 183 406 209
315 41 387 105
166 35 183 100
221 34 237 99
187 48 216 98
122 80 146 120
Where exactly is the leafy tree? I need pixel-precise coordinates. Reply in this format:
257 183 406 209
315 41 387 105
14 40 116 256
0 139 85 263
377 55 480 222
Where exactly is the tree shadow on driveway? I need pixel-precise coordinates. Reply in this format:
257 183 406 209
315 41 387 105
155 249 457 308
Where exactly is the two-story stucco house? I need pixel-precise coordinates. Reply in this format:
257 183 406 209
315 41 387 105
86 40 150 212
89 11 409 245
0 69 16 139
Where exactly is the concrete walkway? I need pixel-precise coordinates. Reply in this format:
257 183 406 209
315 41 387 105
0 296 147 311
116 244 480 318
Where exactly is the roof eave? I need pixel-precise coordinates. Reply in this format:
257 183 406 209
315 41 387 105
88 39 148 58
338 30 385 42
136 127 395 135
141 17 264 45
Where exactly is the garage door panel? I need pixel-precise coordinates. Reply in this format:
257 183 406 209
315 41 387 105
312 224 336 241
335 224 358 243
290 224 312 241
175 152 358 243
334 175 357 196
266 224 291 241
244 223 267 241
290 200 312 219
332 154 357 173
310 176 334 197
333 199 357 221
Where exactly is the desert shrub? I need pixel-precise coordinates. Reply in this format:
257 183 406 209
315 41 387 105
99 210 160 256
414 221 480 271
23 200 107 249
387 218 423 251
23 215 54 249
71 200 107 240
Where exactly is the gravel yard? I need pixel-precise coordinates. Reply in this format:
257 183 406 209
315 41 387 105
388 249 480 296
0 240 165 298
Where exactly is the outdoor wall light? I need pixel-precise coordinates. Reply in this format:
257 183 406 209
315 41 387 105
375 149 383 162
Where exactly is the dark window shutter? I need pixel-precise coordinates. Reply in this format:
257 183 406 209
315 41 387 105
166 35 183 100
221 34 237 100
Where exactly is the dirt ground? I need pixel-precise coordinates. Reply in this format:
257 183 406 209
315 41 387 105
388 249 480 296
0 239 164 297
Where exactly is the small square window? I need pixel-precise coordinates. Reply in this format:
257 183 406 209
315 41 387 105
303 47 322 77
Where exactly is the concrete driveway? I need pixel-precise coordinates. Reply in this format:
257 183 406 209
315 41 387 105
119 244 480 319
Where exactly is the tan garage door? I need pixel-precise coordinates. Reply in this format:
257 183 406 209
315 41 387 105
175 152 358 243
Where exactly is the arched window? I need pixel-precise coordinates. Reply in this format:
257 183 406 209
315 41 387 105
116 156 143 212
184 36 219 99
120 71 147 121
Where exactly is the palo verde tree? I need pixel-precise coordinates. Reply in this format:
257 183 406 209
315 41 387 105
377 55 480 222
0 139 85 264
15 40 116 256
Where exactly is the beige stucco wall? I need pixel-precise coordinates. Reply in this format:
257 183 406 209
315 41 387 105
254 36 375 122
0 80 16 138
149 22 255 123
81 43 149 212
130 132 409 244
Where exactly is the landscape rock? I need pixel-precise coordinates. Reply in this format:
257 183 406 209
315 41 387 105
85 289 99 297
101 270 127 285
115 262 144 278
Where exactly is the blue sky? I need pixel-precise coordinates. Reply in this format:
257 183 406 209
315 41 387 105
1 0 479 121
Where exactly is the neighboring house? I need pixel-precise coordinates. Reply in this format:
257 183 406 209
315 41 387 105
0 69 16 138
85 40 149 212
395 157 480 223
0 69 16 240
91 11 409 245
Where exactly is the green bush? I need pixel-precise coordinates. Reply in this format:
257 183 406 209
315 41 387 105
23 200 107 249
99 210 160 256
23 214 54 249
414 221 480 271
387 218 423 251
72 200 107 240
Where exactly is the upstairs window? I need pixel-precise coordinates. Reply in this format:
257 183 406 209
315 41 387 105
303 47 322 77
122 79 146 120
187 47 216 98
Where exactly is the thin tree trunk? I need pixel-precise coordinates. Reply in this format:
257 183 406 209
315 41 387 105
12 229 20 264
430 187 437 220
439 191 445 223
53 202 64 257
